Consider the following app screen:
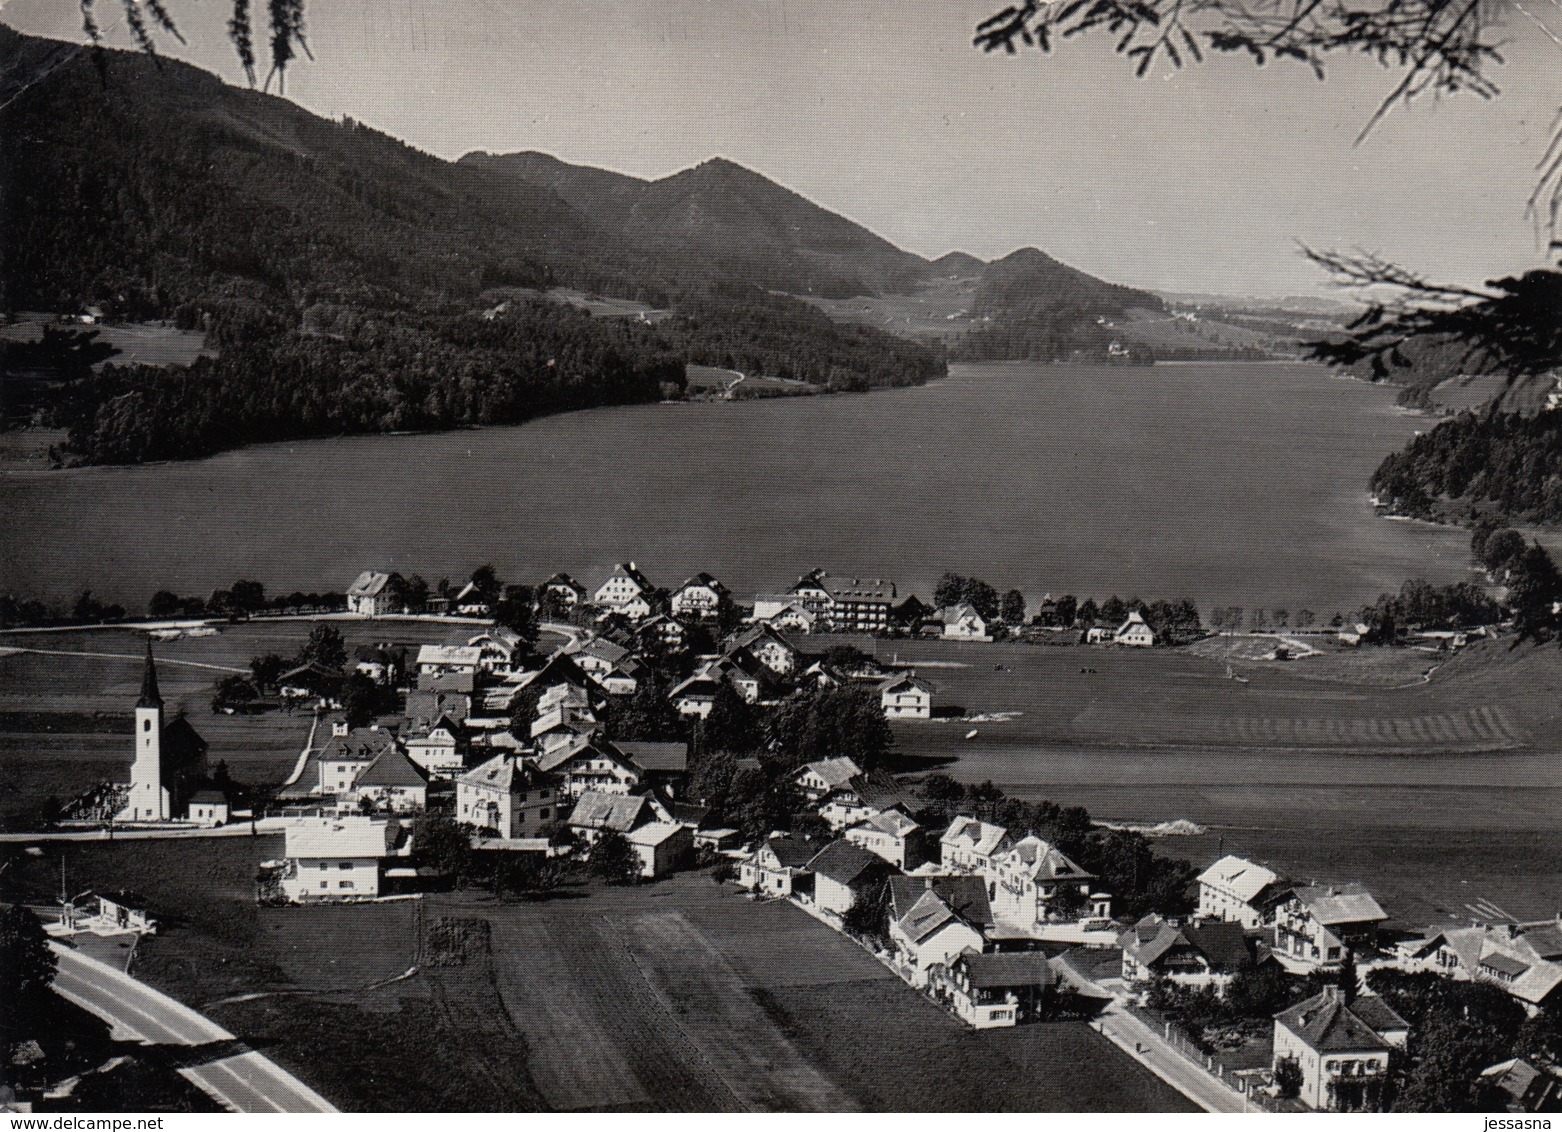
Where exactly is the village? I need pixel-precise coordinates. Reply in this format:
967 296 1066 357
7 559 1552 1115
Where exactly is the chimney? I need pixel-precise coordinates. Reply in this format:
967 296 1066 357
925 877 935 889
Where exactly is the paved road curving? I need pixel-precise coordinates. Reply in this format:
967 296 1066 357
49 944 337 1113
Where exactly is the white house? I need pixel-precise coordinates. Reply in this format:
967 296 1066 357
669 572 728 620
404 714 467 777
929 950 1056 1030
594 562 654 610
187 790 229 828
888 875 993 985
845 809 926 870
938 602 991 641
350 746 430 814
669 668 722 718
758 601 817 634
541 572 587 608
347 571 397 617
1118 914 1253 992
738 837 819 896
1197 854 1285 929
467 628 525 674
940 817 1014 874
416 644 482 678
1403 921 1562 1014
625 822 693 878
807 840 892 918
1274 884 1387 972
1114 610 1156 647
278 818 399 903
987 835 1105 927
457 754 560 839
795 756 863 802
1273 988 1407 1111
726 625 800 675
878 673 933 719
317 728 402 797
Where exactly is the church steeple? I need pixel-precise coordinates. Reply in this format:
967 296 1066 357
137 640 163 709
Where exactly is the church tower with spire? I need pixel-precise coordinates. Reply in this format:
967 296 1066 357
127 641 168 820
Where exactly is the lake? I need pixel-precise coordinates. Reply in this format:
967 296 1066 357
0 361 1472 611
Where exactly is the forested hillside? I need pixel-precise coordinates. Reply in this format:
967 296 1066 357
954 248 1165 361
1369 410 1562 527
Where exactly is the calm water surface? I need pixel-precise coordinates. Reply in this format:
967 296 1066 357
1 361 1472 608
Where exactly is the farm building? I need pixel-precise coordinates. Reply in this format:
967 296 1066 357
807 840 893 917
346 570 398 617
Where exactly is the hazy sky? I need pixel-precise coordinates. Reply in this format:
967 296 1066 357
7 0 1561 295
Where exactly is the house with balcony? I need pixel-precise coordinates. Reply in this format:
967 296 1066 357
1405 920 1562 1014
725 624 800 675
669 572 728 620
1118 914 1254 992
404 714 467 778
845 808 928 870
347 571 399 617
879 673 933 719
593 562 655 613
940 817 1014 874
888 875 994 985
929 949 1056 1029
1273 884 1387 972
1272 987 1408 1111
349 745 430 814
795 757 863 802
987 835 1109 927
276 817 403 903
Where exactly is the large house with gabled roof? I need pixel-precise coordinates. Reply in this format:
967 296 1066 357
1273 987 1407 1111
594 561 655 613
457 754 560 839
941 817 1015 874
669 572 728 620
1197 854 1287 929
347 570 399 617
888 875 995 984
1273 884 1387 972
739 836 820 896
350 745 429 814
879 672 933 719
988 835 1107 926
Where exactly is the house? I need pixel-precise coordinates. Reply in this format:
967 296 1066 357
187 789 229 828
930 949 1056 1029
888 875 994 984
624 822 693 878
404 714 467 777
669 668 723 718
457 754 560 839
987 835 1106 927
795 757 863 802
940 817 1014 874
566 636 633 679
797 659 846 689
818 573 897 633
891 595 933 631
1273 987 1407 1111
278 817 400 903
726 624 800 675
938 602 992 641
817 770 917 831
277 661 345 702
1481 1059 1562 1113
637 613 692 651
467 628 525 674
416 644 482 678
347 571 398 617
878 673 933 719
348 746 428 814
404 689 471 730
450 580 493 617
541 572 588 608
317 728 402 797
1273 884 1388 971
539 738 644 797
1197 854 1286 929
120 645 210 823
594 561 655 610
420 670 476 695
758 600 817 634
1114 610 1156 647
597 657 645 697
739 837 819 896
1410 920 1562 1013
616 740 690 797
1118 915 1253 991
670 572 728 620
567 789 672 843
846 809 928 870
807 839 894 917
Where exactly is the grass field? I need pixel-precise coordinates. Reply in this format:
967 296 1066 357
878 635 1562 922
0 842 1193 1112
2 314 213 367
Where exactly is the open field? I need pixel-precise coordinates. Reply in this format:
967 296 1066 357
0 621 482 826
684 364 819 395
484 287 671 322
880 635 1562 922
2 313 214 367
0 842 1192 1112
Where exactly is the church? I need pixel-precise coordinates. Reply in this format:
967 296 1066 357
120 642 210 822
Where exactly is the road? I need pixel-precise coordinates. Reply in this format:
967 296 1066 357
1095 1005 1250 1113
49 944 337 1113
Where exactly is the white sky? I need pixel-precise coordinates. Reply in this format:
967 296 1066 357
6 0 1562 296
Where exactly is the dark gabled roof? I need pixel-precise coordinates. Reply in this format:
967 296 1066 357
759 836 818 869
956 950 1056 989
1522 923 1562 961
1350 995 1409 1034
188 789 227 804
663 799 711 829
1183 920 1254 971
544 572 586 593
160 715 208 767
354 745 430 789
807 839 889 886
616 741 689 773
890 875 994 932
1482 951 1534 978
1275 989 1398 1052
